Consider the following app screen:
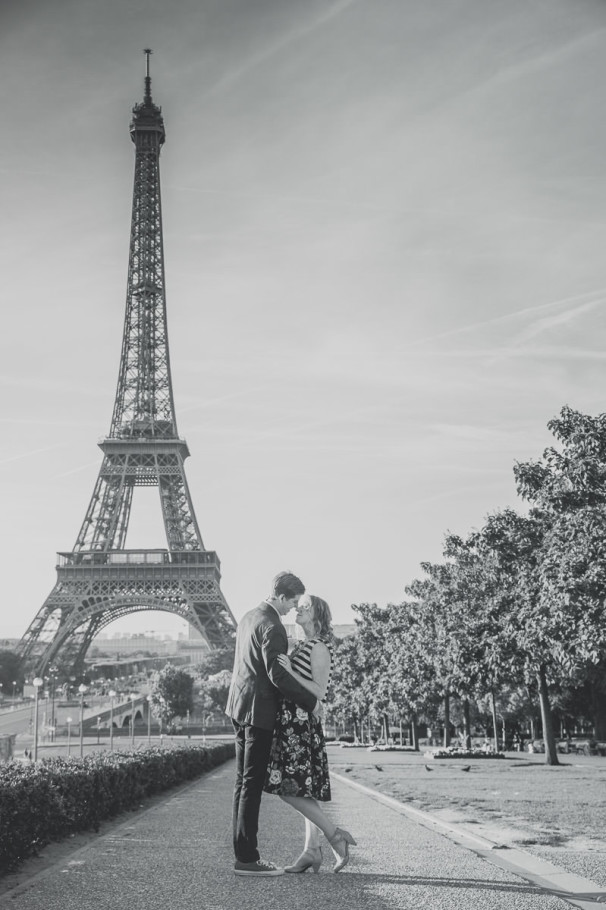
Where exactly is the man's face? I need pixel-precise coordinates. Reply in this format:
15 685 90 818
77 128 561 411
276 593 301 616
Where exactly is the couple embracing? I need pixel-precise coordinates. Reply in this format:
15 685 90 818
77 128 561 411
225 571 356 877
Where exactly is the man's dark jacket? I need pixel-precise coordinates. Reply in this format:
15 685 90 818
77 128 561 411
225 602 317 730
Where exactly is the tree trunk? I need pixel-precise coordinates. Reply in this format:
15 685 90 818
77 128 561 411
383 713 390 743
537 664 559 766
443 693 451 747
411 714 419 751
590 676 606 741
463 698 472 750
353 718 360 743
490 689 499 752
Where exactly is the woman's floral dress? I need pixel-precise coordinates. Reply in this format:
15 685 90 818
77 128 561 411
263 637 332 801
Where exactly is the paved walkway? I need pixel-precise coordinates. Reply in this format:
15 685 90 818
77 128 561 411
2 758 605 910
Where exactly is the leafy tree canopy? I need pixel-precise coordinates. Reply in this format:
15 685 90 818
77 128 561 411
149 665 194 727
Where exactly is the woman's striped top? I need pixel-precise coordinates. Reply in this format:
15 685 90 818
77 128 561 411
290 637 333 684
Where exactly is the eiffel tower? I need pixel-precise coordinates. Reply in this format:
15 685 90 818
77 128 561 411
17 51 237 678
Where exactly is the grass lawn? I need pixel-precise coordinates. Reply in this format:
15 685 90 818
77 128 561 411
328 747 606 849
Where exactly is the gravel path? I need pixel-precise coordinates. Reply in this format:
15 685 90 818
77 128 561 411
1 756 588 910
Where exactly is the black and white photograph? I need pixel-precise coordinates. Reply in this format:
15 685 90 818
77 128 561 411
1 1 606 907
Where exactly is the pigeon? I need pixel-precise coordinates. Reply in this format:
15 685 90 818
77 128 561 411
344 767 353 773
424 764 433 771
374 764 383 772
461 765 471 772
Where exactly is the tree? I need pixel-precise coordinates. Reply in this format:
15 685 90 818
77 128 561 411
514 406 606 748
149 665 194 729
194 647 235 679
473 508 563 764
326 634 372 740
198 669 232 714
381 598 442 749
0 650 24 697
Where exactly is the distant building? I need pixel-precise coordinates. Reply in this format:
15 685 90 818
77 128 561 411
0 639 20 650
283 623 356 643
90 632 179 657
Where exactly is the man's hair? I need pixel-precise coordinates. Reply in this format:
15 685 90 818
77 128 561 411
271 571 305 599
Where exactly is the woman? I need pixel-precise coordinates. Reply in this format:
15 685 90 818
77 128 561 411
263 594 356 873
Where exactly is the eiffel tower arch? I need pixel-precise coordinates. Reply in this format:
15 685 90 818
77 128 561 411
17 52 237 678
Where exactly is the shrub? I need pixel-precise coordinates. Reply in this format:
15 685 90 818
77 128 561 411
0 741 234 875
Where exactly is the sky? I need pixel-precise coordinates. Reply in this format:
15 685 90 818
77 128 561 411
1 0 606 641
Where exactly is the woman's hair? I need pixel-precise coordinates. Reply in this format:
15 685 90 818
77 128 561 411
305 594 333 640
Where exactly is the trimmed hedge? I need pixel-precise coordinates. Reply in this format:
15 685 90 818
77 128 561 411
427 747 505 760
0 742 234 874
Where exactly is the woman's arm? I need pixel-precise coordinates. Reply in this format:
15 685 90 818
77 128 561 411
276 642 331 700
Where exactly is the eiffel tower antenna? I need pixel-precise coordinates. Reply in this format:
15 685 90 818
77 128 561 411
17 53 237 678
144 47 152 100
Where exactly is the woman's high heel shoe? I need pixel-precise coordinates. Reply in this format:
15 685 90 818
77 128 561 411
328 827 356 873
284 846 323 874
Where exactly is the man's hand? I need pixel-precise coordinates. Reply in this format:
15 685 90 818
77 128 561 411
312 699 324 720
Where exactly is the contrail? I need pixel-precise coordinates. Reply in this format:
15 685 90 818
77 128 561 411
510 298 603 346
0 444 65 467
201 0 359 101
51 460 103 480
411 287 606 347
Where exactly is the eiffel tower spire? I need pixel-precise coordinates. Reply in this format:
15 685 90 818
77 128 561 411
17 53 236 677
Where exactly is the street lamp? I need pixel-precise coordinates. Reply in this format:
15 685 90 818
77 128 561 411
66 716 73 755
108 690 117 751
78 684 88 757
33 677 43 761
147 695 152 745
130 694 137 747
48 666 59 738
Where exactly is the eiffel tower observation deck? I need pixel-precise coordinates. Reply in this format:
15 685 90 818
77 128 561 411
17 51 237 678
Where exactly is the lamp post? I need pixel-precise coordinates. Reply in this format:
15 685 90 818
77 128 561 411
108 689 116 751
78 684 87 757
48 666 59 739
12 680 17 706
130 694 137 747
66 716 73 755
147 695 152 746
33 677 43 761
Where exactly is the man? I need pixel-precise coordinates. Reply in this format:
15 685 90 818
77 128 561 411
225 571 318 876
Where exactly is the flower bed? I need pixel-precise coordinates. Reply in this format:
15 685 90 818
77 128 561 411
0 742 234 875
426 746 505 760
367 745 416 752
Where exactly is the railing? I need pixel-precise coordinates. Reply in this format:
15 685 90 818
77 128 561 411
57 550 219 568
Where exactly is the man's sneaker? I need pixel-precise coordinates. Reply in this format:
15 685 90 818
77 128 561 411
234 859 284 876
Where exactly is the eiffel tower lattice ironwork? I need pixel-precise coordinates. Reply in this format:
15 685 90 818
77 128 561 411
17 51 237 677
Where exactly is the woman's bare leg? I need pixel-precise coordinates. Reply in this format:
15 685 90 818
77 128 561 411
280 795 337 841
304 820 322 850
